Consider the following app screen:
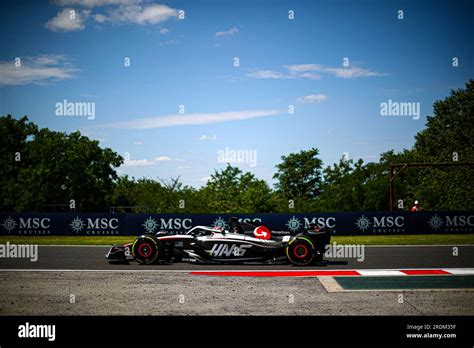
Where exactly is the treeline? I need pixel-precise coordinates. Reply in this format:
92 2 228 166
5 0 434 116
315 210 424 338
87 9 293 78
1 80 473 213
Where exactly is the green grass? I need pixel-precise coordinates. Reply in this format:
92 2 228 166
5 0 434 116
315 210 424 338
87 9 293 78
0 234 472 246
0 236 134 245
332 234 474 245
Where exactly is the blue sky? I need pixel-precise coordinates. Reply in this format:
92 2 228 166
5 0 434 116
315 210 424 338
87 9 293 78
1 0 473 187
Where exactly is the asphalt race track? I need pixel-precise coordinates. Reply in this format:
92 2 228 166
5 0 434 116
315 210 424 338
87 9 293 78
1 245 473 316
0 245 473 270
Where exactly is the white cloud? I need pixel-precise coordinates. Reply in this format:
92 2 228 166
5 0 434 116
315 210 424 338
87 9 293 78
285 64 322 72
94 13 107 23
133 140 143 145
247 64 385 80
55 0 135 8
97 109 284 129
45 8 90 31
122 159 156 167
199 134 217 141
155 156 172 162
94 3 178 25
0 55 78 86
297 94 327 104
215 26 239 37
324 66 384 78
177 165 192 169
133 4 178 25
159 28 169 34
296 72 321 80
246 67 320 80
285 64 385 79
122 155 177 167
200 176 212 182
246 70 288 79
46 1 179 31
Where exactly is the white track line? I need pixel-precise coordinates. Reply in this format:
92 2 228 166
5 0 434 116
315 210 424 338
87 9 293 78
37 245 109 247
357 270 406 276
354 245 474 248
325 288 474 293
445 269 474 275
1 268 474 275
0 269 192 272
188 267 474 273
25 244 474 248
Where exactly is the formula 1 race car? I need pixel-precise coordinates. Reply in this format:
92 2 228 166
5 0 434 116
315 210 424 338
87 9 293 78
106 218 331 266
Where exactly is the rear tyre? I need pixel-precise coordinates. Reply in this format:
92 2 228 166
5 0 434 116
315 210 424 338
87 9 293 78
286 236 315 266
132 235 162 265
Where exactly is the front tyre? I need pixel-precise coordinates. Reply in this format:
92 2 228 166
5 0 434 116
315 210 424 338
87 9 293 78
132 235 162 265
286 236 315 266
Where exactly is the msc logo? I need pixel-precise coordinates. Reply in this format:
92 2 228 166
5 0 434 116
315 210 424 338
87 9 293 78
286 216 336 232
2 216 18 233
428 214 444 230
355 215 404 232
446 215 474 226
1 217 51 234
142 217 158 233
304 217 336 229
209 244 252 257
142 217 192 233
355 215 371 231
19 218 51 229
69 217 119 235
212 217 228 230
286 216 302 232
212 217 262 230
428 214 474 232
159 218 192 230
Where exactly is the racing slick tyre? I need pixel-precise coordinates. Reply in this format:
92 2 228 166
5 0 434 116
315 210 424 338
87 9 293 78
131 234 162 265
286 236 315 266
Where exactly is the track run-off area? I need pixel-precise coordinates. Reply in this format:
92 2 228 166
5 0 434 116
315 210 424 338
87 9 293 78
0 245 473 315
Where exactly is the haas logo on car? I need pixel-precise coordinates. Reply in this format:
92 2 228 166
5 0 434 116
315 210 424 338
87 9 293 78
210 244 252 257
253 226 271 240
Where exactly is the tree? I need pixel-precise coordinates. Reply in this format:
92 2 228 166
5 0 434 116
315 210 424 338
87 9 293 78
110 176 202 213
315 157 367 211
364 150 418 211
415 80 474 162
0 115 123 211
411 80 474 210
314 81 474 211
0 115 38 210
3 81 472 213
201 164 274 213
273 148 323 200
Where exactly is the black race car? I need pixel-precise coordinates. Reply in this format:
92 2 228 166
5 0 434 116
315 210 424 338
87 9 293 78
106 218 331 266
